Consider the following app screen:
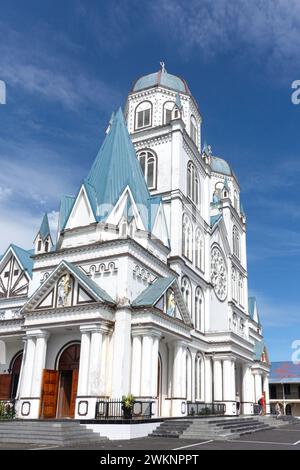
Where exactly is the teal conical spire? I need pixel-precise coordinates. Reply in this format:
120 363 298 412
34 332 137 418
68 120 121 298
38 213 51 241
85 107 150 226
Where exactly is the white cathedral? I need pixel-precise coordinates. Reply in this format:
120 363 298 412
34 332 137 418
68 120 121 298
0 65 270 421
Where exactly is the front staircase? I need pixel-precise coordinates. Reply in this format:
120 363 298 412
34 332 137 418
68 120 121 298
0 420 108 446
150 416 275 440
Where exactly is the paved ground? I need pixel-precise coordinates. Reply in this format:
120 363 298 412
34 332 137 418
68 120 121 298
0 422 300 451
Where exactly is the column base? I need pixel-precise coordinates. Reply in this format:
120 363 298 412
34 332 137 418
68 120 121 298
242 402 253 415
223 401 237 416
75 397 98 419
17 398 41 419
171 399 187 417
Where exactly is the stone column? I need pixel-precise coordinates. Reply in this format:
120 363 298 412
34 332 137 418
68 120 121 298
20 335 36 398
204 356 213 403
263 374 270 413
151 334 160 397
140 335 153 397
77 327 91 396
31 331 49 398
88 327 103 396
213 358 223 401
131 334 142 397
242 364 253 414
190 352 196 402
172 341 186 416
111 306 132 398
172 342 183 398
223 359 234 401
254 372 263 401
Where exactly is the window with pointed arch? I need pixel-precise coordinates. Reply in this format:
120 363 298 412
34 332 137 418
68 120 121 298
232 267 237 301
186 349 193 402
195 228 204 271
232 225 240 259
163 101 174 125
137 150 157 189
195 287 204 332
181 276 192 315
182 214 192 260
187 161 199 206
190 115 198 146
195 353 204 401
135 101 152 130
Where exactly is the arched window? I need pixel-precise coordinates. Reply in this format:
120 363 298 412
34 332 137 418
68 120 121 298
163 101 174 125
182 214 192 260
135 101 152 130
195 228 204 271
232 267 237 301
195 287 204 331
37 239 42 251
190 115 198 146
187 162 200 205
195 353 204 401
138 150 157 189
233 226 240 259
45 241 49 252
181 276 192 315
186 349 192 402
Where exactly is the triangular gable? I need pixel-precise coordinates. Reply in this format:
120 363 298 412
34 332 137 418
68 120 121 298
65 184 97 230
0 245 32 299
210 217 231 257
149 197 170 248
22 259 115 313
106 186 145 231
132 277 192 326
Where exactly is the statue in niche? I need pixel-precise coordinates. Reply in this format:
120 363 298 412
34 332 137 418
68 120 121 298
166 289 175 317
58 274 72 307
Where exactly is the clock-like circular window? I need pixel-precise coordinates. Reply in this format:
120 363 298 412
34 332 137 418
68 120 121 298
211 246 227 301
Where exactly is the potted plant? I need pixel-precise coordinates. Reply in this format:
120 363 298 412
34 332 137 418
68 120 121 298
121 394 135 419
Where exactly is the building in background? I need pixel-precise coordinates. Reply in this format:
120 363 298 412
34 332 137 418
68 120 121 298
269 362 300 416
0 64 270 420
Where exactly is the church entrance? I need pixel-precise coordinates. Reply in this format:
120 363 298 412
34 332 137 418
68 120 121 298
40 343 80 419
0 351 23 400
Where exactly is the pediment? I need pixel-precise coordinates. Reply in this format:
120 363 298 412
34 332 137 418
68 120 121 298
0 247 30 299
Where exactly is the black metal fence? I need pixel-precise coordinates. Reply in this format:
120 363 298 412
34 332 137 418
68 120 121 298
95 399 154 420
187 402 226 416
0 400 16 420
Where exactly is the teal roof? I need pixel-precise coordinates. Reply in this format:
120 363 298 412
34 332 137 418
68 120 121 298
211 157 232 176
38 213 51 241
60 195 75 231
9 244 33 277
132 70 190 95
63 260 115 305
210 214 222 227
84 108 152 228
132 276 176 307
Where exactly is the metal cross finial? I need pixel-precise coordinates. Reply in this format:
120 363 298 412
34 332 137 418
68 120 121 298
160 61 166 73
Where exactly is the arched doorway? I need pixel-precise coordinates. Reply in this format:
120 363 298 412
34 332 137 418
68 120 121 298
56 343 80 418
9 351 23 399
40 342 80 419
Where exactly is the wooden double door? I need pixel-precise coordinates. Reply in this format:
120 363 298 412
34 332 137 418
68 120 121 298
40 343 80 419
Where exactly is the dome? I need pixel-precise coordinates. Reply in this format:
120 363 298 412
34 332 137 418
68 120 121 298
132 69 191 95
210 156 232 176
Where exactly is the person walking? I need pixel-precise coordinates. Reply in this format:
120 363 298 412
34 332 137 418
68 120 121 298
236 392 241 415
258 394 266 415
275 402 282 419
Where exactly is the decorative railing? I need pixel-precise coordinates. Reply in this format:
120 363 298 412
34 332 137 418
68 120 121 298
0 400 16 420
187 402 226 416
95 399 154 420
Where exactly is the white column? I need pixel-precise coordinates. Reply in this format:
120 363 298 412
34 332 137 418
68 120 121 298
231 360 236 399
181 348 187 398
88 327 103 396
20 336 36 398
242 364 253 414
204 356 213 403
263 374 270 412
254 372 262 401
31 331 49 397
131 335 142 396
172 342 183 397
151 335 160 397
111 307 132 398
16 338 27 399
141 335 153 397
213 358 223 401
223 359 234 401
191 353 196 402
77 328 91 396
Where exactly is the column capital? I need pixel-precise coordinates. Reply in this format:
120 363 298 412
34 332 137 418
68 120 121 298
26 329 50 340
80 324 108 334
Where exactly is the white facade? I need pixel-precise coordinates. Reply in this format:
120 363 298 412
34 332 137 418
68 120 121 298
0 66 270 421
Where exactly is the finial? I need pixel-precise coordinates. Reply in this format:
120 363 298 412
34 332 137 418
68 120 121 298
160 61 166 73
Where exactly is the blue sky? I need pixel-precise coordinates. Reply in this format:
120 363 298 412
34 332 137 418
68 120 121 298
0 0 299 361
